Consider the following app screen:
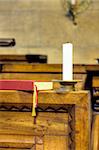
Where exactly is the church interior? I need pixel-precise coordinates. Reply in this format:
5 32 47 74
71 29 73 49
0 0 99 149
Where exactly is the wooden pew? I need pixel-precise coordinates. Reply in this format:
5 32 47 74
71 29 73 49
84 70 99 111
0 90 91 150
84 70 99 150
0 55 99 149
0 54 47 64
0 63 99 90
0 55 99 89
91 113 99 150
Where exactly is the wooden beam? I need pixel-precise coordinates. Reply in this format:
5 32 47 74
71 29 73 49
0 90 89 107
0 64 99 73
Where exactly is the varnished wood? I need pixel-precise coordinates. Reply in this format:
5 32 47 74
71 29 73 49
91 114 99 150
0 63 99 73
0 111 68 136
0 90 91 150
0 64 62 72
44 136 67 150
0 73 62 81
0 134 36 149
0 63 99 90
93 76 99 87
0 54 47 63
0 54 98 71
0 58 94 149
0 111 68 149
0 90 89 106
0 55 98 89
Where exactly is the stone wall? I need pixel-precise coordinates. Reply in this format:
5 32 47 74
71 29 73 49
0 0 98 64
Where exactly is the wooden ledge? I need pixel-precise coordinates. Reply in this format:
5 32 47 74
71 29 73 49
0 90 90 107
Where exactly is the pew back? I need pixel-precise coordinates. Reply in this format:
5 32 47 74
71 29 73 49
0 62 99 90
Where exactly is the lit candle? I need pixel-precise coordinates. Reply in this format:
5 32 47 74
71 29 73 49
63 43 73 81
71 0 76 5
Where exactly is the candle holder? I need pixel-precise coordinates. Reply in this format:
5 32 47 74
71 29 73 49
53 80 82 93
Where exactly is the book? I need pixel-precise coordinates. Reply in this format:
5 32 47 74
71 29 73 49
0 80 34 90
0 80 53 91
35 82 53 90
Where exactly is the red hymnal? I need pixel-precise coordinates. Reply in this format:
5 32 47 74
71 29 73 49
0 80 34 90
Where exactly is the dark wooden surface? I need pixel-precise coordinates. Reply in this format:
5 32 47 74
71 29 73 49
0 54 47 63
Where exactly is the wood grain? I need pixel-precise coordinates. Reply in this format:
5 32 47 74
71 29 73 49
44 135 68 150
0 73 62 81
0 63 99 90
91 114 99 150
0 61 93 149
0 134 36 149
0 111 68 136
0 64 62 73
0 90 89 107
0 90 90 150
93 76 99 87
0 63 99 73
0 111 68 149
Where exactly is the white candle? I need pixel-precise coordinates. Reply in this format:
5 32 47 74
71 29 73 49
63 43 73 81
71 0 76 5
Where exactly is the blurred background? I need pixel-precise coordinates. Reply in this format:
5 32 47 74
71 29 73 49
0 0 98 64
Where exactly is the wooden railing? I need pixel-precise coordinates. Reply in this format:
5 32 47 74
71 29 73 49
0 55 99 149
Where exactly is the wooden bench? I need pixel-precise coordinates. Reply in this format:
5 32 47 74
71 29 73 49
0 55 99 149
91 113 99 150
0 90 91 150
0 55 99 88
84 70 99 111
